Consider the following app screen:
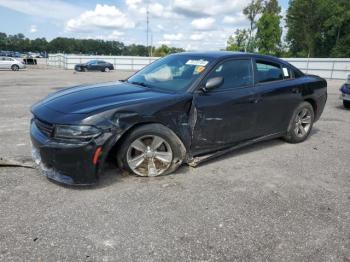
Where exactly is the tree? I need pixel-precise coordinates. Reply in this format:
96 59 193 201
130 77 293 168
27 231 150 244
255 0 282 55
286 0 350 57
0 32 7 50
31 38 48 52
0 32 184 56
286 0 323 57
226 29 249 51
322 0 350 57
153 45 184 57
243 0 264 51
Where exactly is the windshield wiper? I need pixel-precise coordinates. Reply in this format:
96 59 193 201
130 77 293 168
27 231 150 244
128 81 149 88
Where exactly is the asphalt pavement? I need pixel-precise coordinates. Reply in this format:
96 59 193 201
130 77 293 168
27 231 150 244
0 68 349 261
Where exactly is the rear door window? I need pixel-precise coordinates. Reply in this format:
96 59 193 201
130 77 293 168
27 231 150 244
256 60 284 83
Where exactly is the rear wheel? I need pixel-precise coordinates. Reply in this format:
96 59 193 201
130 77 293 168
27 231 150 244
117 124 185 177
11 65 19 71
283 102 314 143
104 67 110 72
343 100 350 109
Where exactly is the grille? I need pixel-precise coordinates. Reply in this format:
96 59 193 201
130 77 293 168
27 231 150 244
34 118 54 137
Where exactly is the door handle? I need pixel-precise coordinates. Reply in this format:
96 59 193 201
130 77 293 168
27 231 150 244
292 88 299 94
248 97 262 104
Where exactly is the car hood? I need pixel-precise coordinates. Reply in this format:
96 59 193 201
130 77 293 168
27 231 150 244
33 81 173 114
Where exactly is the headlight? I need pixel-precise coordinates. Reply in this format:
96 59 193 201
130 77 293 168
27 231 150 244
54 125 102 139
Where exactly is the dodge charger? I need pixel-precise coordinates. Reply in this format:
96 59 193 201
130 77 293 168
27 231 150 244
30 52 327 185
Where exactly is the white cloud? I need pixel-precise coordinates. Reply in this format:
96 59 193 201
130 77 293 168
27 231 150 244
173 0 246 17
185 43 200 51
156 24 165 31
223 13 247 26
106 30 125 40
149 3 165 15
191 17 216 30
127 0 176 18
158 40 172 46
0 0 256 51
0 0 82 20
29 25 37 33
190 32 206 41
163 33 184 41
126 0 143 9
84 31 125 41
66 4 135 32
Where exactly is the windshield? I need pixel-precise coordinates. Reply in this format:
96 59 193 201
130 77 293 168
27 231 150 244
127 54 214 92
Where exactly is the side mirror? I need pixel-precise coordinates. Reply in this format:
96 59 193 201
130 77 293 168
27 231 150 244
204 77 224 91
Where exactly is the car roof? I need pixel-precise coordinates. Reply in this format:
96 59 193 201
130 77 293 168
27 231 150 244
173 51 288 65
172 51 301 73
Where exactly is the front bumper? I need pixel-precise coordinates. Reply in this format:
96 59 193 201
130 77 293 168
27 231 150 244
30 120 101 185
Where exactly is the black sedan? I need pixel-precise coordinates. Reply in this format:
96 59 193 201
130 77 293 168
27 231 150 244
74 60 114 72
30 52 327 185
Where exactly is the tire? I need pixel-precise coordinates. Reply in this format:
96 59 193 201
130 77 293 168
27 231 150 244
82 67 87 72
117 124 186 177
283 101 315 143
11 65 19 71
343 100 350 109
103 67 110 72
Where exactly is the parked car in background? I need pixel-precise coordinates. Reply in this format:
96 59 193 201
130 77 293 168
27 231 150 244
0 51 22 57
0 56 25 71
30 52 327 185
74 60 114 72
340 74 350 108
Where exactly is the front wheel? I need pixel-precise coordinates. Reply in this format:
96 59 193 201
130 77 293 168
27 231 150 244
283 102 315 143
117 124 185 177
343 100 350 109
11 65 19 71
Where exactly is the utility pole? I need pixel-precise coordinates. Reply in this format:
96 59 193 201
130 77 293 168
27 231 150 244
150 32 153 57
146 5 149 57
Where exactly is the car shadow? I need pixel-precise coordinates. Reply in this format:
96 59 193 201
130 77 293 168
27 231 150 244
335 105 350 111
194 138 286 168
59 128 321 190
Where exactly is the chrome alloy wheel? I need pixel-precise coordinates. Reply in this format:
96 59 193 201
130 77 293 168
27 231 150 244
126 135 173 176
294 108 312 138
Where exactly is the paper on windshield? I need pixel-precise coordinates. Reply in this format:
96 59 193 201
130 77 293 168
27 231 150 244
283 68 289 77
186 59 209 66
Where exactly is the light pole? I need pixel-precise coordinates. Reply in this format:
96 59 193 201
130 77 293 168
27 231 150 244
146 5 149 57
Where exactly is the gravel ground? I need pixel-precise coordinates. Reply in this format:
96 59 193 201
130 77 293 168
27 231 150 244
0 68 349 262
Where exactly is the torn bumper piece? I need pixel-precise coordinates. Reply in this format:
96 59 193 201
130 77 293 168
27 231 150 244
30 121 100 185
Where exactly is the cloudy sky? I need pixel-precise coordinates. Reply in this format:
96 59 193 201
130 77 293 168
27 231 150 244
0 0 288 50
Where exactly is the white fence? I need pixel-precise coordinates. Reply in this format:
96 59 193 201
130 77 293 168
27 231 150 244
48 54 159 71
285 58 350 79
48 54 350 79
